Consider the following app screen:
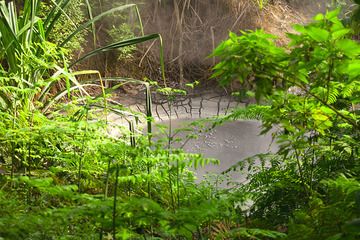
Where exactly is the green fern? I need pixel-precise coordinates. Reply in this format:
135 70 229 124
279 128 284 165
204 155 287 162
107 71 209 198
342 81 359 98
225 105 270 121
327 85 340 104
212 105 270 131
217 227 286 239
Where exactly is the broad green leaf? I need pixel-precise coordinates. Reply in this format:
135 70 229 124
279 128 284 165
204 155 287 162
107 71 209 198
286 33 301 46
347 61 360 77
293 24 306 34
325 8 341 21
335 39 360 58
314 13 324 21
331 29 350 40
306 27 329 42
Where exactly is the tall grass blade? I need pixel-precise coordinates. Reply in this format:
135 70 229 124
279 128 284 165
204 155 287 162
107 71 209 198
84 0 96 48
158 34 167 86
129 120 136 147
134 5 144 36
27 0 38 46
44 0 72 38
145 83 152 142
0 1 21 71
60 4 137 47
70 34 161 67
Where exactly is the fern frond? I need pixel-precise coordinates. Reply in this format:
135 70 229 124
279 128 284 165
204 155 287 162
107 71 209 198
212 105 270 130
226 105 271 121
342 81 359 98
217 227 287 239
327 87 340 104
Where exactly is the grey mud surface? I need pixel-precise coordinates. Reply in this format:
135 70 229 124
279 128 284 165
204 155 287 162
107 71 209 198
109 90 276 185
157 119 277 185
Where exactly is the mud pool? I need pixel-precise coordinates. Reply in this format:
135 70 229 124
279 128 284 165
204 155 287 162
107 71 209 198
155 119 276 185
109 91 277 185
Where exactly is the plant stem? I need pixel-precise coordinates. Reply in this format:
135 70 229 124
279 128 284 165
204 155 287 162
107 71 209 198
100 158 112 240
105 159 111 199
167 99 175 211
112 164 120 240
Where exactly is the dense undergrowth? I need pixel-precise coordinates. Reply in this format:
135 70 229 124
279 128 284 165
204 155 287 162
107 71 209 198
0 0 360 239
211 7 360 239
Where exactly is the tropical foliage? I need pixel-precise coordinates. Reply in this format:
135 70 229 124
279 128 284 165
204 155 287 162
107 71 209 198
0 0 360 239
212 8 360 239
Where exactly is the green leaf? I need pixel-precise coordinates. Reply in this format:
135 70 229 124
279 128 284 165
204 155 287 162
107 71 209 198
70 34 161 67
293 24 306 34
347 60 360 77
229 31 238 41
331 29 350 40
325 8 341 21
306 27 329 42
336 39 360 58
314 13 324 21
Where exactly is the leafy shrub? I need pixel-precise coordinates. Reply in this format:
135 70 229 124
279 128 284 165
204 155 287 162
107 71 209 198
288 175 360 239
212 7 360 233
